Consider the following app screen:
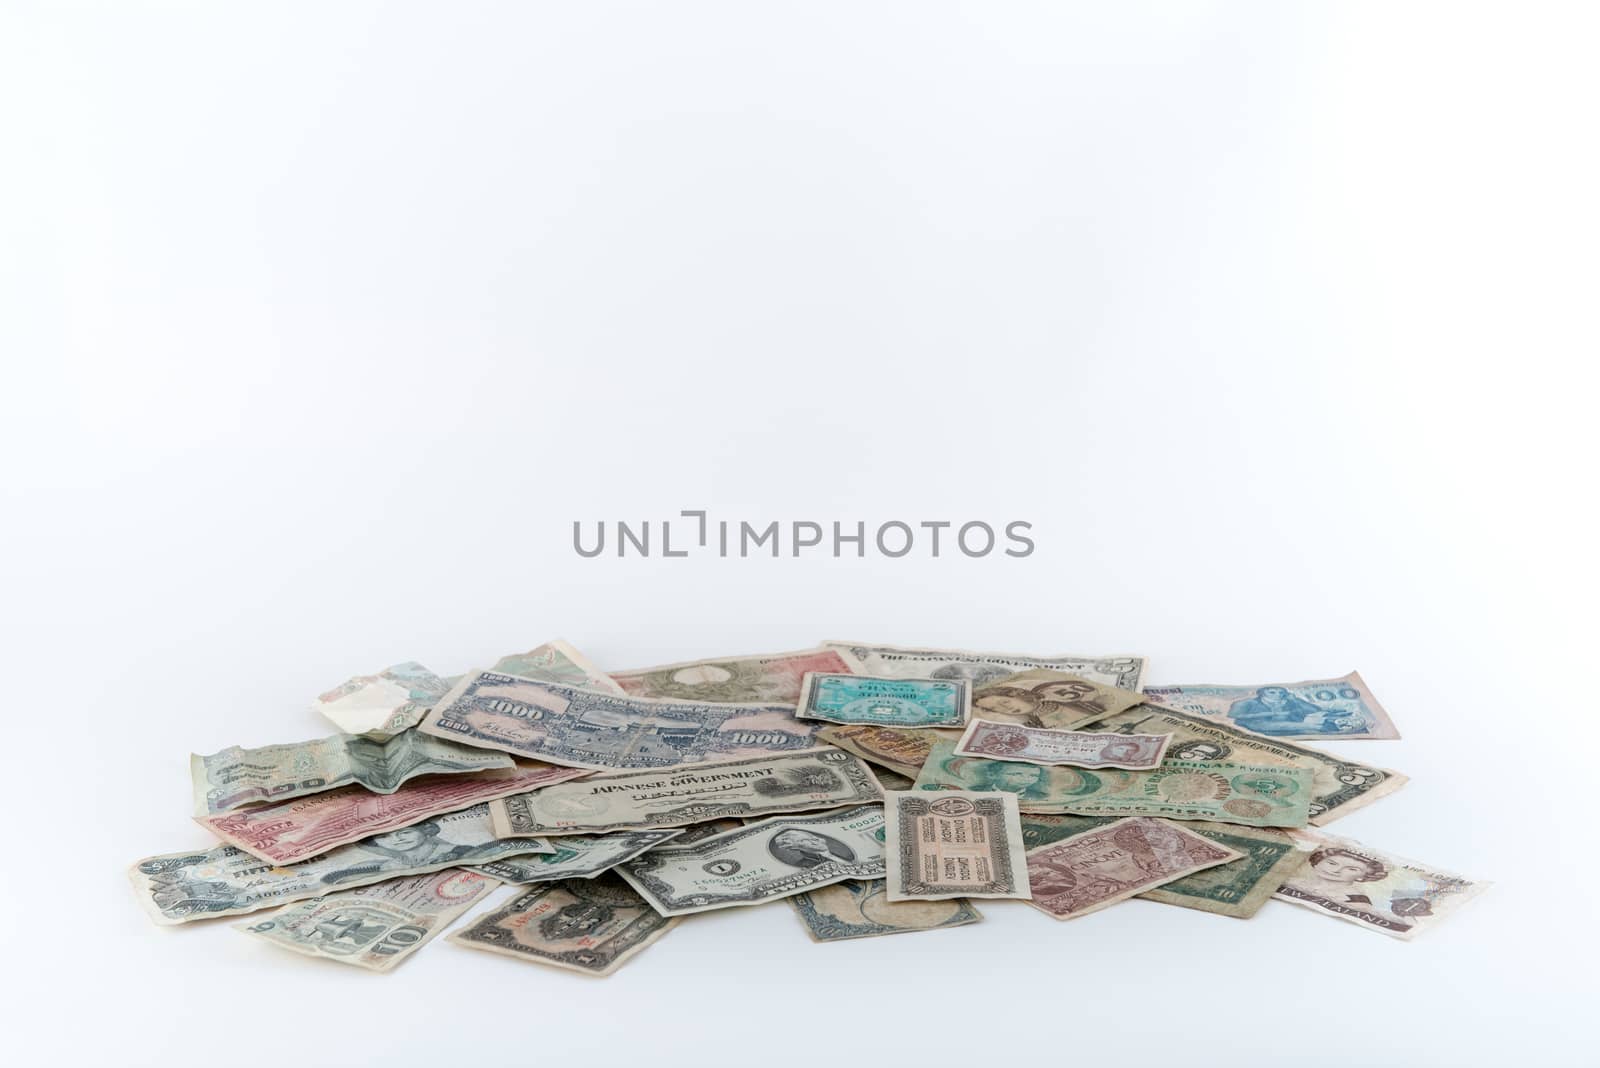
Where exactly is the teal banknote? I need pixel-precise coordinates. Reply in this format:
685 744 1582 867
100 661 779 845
796 673 970 728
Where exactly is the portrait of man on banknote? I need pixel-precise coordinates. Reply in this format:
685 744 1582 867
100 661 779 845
968 761 1052 800
768 829 855 869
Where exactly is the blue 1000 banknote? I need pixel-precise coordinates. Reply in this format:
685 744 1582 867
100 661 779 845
795 673 970 728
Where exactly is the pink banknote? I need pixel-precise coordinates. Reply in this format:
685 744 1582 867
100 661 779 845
199 763 588 864
1025 816 1242 920
954 721 1172 770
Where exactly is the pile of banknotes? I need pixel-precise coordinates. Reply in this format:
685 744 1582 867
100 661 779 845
131 640 1487 975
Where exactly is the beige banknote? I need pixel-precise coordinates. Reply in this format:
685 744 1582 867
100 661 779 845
234 869 500 971
913 739 1314 828
191 730 514 817
814 723 957 779
884 790 1030 902
788 881 982 942
313 662 454 738
1084 704 1407 825
970 669 1148 731
954 720 1172 769
616 806 887 915
448 874 680 976
1025 817 1243 920
825 641 1148 691
488 749 883 837
609 646 856 703
1276 830 1488 939
1020 814 1307 919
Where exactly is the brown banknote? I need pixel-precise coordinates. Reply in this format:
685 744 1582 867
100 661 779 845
1024 817 1243 920
609 646 856 703
448 873 679 976
969 669 1147 731
1020 813 1307 918
198 763 588 864
814 723 957 779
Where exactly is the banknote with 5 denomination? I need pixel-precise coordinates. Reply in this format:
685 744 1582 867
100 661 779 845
796 673 971 728
488 749 883 837
418 671 819 770
825 641 1149 691
914 738 1315 828
1141 671 1398 740
235 869 500 972
954 720 1172 770
883 790 1030 901
129 804 554 925
617 806 887 916
467 830 684 883
1085 704 1406 825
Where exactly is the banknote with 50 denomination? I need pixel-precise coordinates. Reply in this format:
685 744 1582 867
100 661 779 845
970 669 1147 730
488 749 882 837
617 806 887 916
418 671 820 770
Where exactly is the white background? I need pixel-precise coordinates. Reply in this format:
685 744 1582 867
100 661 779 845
4 2 1597 1065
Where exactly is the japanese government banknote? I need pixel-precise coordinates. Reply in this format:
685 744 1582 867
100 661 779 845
418 672 819 770
487 749 882 836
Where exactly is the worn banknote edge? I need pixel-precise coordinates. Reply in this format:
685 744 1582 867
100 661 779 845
447 882 681 976
609 645 853 678
823 640 1150 692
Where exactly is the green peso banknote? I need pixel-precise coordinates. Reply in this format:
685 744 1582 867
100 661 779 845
911 739 1314 828
1020 813 1308 918
1086 704 1406 825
